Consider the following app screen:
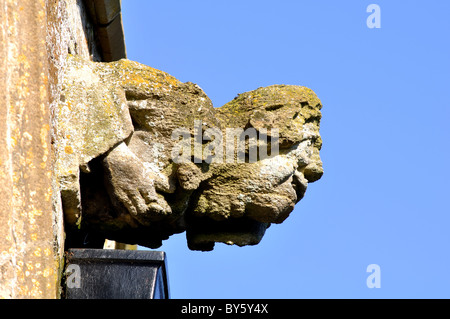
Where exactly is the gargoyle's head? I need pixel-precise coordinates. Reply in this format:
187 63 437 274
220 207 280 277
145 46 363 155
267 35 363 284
186 85 323 250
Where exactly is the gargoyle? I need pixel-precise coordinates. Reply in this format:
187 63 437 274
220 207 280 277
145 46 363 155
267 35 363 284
55 55 323 251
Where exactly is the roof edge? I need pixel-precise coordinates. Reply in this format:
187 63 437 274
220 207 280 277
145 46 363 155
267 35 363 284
84 0 126 62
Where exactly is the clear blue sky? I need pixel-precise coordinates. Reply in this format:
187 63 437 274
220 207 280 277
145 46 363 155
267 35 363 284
122 1 450 298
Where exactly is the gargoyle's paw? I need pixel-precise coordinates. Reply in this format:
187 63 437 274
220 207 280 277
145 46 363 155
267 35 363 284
128 191 149 217
147 202 171 216
139 188 159 206
138 188 172 215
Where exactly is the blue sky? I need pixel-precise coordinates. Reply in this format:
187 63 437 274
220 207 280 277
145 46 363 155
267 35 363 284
122 1 450 298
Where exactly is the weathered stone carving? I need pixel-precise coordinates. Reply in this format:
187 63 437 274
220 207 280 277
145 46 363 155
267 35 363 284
56 55 323 251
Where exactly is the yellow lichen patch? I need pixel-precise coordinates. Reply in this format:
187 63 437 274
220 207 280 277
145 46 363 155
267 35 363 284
43 248 51 257
17 54 30 69
40 124 49 145
65 146 74 154
42 268 52 278
117 59 181 91
44 187 52 202
9 136 17 148
30 278 42 298
34 248 42 257
27 206 43 226
25 149 35 168
37 10 45 22
23 131 32 141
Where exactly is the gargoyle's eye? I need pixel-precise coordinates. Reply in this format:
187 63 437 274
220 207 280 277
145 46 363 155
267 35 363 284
264 104 284 111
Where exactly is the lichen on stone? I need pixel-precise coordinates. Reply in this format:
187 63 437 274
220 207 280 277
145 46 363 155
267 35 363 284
57 55 323 251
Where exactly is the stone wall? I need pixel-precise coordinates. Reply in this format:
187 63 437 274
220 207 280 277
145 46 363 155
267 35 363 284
0 0 107 298
0 0 59 299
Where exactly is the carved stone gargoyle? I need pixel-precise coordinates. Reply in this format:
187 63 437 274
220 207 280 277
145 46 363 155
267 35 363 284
55 55 323 251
